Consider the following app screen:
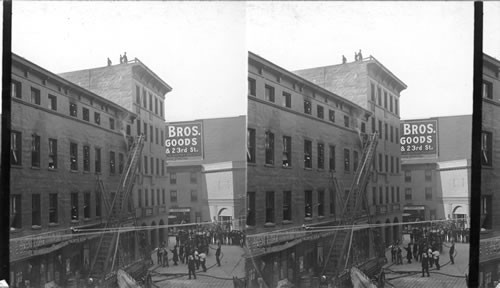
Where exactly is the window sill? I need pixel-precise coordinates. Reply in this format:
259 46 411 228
264 222 276 228
282 165 292 169
83 171 90 174
83 218 91 222
32 225 42 230
318 216 325 220
304 217 313 222
70 170 79 173
11 165 23 169
71 220 79 224
48 168 58 171
282 220 293 225
48 222 60 227
304 167 312 171
10 227 23 233
264 164 275 168
247 162 257 166
31 166 41 170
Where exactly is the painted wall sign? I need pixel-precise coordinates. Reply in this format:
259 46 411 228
400 120 438 156
165 121 203 161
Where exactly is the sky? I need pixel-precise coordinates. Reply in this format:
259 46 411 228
12 1 247 122
484 2 500 60
247 2 474 120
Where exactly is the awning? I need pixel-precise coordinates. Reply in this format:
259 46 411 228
404 206 425 211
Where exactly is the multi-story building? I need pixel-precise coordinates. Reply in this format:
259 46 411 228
400 115 471 228
59 57 172 249
165 116 246 230
9 53 137 287
294 54 407 246
479 53 500 288
246 52 405 287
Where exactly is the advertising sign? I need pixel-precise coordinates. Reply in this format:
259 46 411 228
165 121 203 161
400 120 438 156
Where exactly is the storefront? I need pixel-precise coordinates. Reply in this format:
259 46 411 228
168 208 191 225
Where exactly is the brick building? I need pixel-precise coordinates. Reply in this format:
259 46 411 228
400 115 471 229
9 53 137 287
59 57 172 249
165 116 246 230
246 52 405 287
479 53 500 287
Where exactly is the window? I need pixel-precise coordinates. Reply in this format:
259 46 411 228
404 170 411 182
160 102 164 118
396 128 399 144
282 92 291 108
390 156 394 173
136 85 141 104
84 192 91 219
10 195 22 229
70 103 77 117
378 153 383 172
170 172 176 184
95 191 101 217
390 95 393 112
282 136 292 167
95 148 101 173
385 155 389 173
144 123 148 141
137 120 141 135
304 100 312 114
481 195 492 229
71 193 79 220
361 122 366 133
143 88 147 107
11 131 22 166
383 91 388 109
248 78 256 96
32 194 41 226
305 190 313 218
330 189 335 215
149 93 153 110
391 187 395 203
150 125 153 142
144 156 148 174
483 80 493 99
119 153 124 174
83 146 90 172
189 171 197 184
151 189 155 206
370 83 375 101
11 79 21 99
283 191 292 221
156 158 159 175
150 157 154 175
395 98 399 115
49 193 58 224
385 187 389 204
48 94 57 110
317 105 324 119
329 145 335 171
109 151 115 174
372 187 377 205
384 123 388 140
155 127 159 145
396 157 400 173
31 87 41 105
110 118 115 130
155 98 158 114
265 85 275 102
390 126 394 142
353 151 358 172
372 118 376 133
70 143 78 170
377 87 382 105
161 130 164 147
304 140 312 168
329 110 335 122
161 160 165 176
482 131 493 166
265 131 274 165
378 120 382 139
47 138 57 169
405 188 412 200
425 188 432 200
397 187 400 202
138 189 143 207
265 191 275 223
247 128 256 163
31 134 40 168
157 189 161 205
344 115 350 128
425 169 432 181
247 192 256 226
168 190 177 203
83 108 90 121
379 187 383 204
318 143 325 169
144 189 149 206
318 190 325 217
344 149 350 172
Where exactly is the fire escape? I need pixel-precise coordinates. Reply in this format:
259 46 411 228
88 135 145 282
322 132 378 280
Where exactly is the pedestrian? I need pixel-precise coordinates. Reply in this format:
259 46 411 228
194 248 200 270
421 252 430 277
157 246 162 266
433 249 440 270
405 243 412 264
397 245 403 265
187 254 197 280
216 243 222 267
390 244 396 263
413 242 419 262
427 248 433 268
162 247 169 267
449 241 455 264
199 251 207 272
171 245 179 265
179 244 184 264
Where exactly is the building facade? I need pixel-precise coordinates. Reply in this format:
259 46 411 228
479 53 500 288
246 52 404 287
9 53 137 288
59 58 172 249
400 115 472 229
165 116 246 231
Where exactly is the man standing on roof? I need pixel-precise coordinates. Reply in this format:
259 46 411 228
123 52 128 63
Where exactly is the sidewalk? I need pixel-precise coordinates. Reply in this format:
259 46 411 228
382 238 469 288
148 244 246 288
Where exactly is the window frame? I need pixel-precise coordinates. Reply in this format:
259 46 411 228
283 191 292 221
49 193 58 224
265 191 275 223
282 91 292 108
265 131 275 165
48 94 57 110
31 134 40 168
70 142 78 171
304 139 312 169
30 87 41 105
265 85 275 102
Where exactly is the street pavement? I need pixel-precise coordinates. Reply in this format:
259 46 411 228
148 243 246 288
383 237 469 288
